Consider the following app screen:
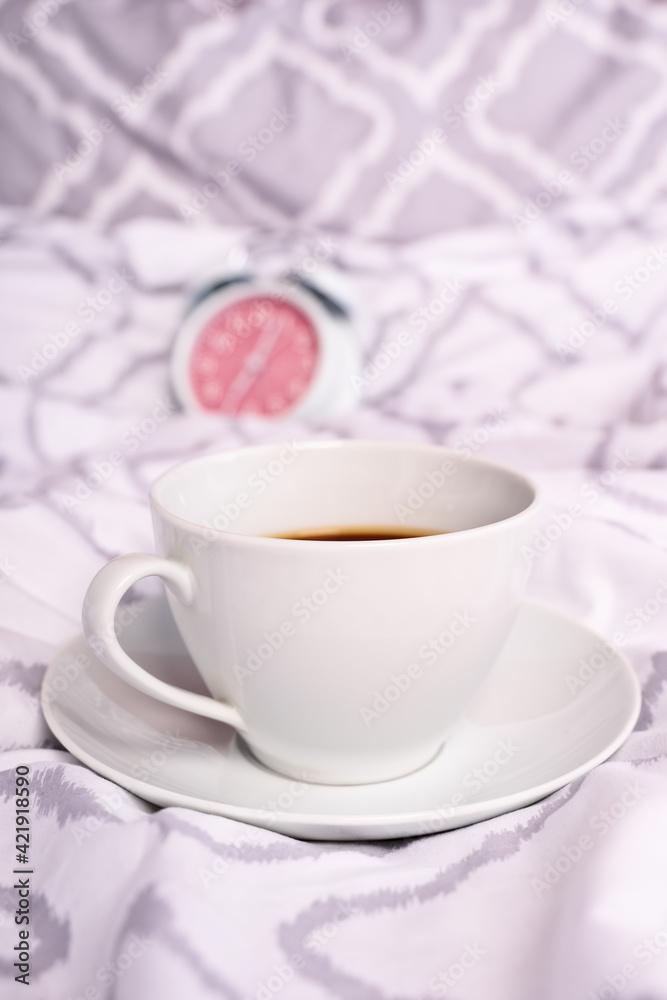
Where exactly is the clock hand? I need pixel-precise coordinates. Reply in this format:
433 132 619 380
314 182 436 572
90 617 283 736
222 309 288 412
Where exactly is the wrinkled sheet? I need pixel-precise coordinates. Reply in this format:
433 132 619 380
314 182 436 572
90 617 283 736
1 212 667 1000
2 0 667 998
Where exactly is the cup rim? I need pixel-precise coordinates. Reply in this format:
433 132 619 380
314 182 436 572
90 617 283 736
150 439 539 546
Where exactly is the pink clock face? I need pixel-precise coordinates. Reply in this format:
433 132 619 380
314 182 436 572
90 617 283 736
189 295 320 416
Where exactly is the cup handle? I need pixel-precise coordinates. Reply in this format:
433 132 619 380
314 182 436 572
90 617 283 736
82 554 247 732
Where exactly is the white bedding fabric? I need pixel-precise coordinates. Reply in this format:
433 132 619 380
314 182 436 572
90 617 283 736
1 212 667 999
2 0 667 995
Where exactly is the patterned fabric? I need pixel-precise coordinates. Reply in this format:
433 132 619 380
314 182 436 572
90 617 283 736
1 1 667 997
2 0 667 236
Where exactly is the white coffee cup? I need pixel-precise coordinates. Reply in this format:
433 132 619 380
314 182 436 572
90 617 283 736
83 440 538 785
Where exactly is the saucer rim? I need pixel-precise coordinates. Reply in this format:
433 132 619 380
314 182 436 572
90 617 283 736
41 599 642 839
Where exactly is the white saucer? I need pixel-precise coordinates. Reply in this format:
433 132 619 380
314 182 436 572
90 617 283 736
42 596 641 841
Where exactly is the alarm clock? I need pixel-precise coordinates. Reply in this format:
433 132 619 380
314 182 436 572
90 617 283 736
171 266 362 420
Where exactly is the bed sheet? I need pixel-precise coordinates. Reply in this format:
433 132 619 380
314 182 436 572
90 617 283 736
1 0 667 996
0 211 666 999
